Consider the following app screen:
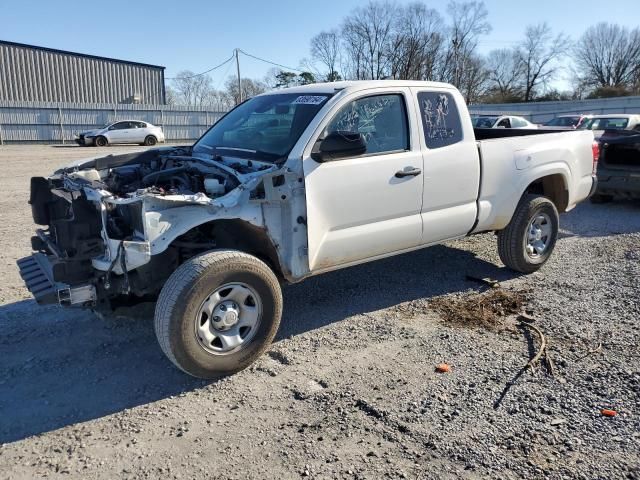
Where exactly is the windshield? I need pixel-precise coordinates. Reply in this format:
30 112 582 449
472 116 499 128
544 116 579 127
193 93 332 161
579 117 629 130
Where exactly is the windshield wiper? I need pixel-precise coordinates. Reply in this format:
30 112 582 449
197 145 284 162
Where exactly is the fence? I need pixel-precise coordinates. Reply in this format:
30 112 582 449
0 100 226 144
2 95 640 144
469 96 640 123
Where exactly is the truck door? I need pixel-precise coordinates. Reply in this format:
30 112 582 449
411 88 480 243
303 90 424 271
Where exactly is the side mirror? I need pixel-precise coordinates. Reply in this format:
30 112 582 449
311 131 367 162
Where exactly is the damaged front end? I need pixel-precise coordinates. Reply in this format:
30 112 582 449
18 146 303 310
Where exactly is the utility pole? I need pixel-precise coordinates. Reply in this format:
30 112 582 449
235 49 243 104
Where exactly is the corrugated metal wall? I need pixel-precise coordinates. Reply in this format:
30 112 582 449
0 41 165 104
0 100 226 143
469 96 640 123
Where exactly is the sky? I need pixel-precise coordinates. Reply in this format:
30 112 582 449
2 0 639 91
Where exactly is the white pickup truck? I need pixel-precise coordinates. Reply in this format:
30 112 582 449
19 81 597 378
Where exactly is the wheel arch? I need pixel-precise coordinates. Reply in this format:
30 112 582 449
167 218 286 281
523 173 569 213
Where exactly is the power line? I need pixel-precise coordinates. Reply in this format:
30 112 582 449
238 49 304 73
165 53 235 80
214 58 235 90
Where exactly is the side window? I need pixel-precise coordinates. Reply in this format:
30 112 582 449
136 122 147 128
325 94 409 155
512 117 527 128
497 118 511 128
417 91 462 149
111 122 129 130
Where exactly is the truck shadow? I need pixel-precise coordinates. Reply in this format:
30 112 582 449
0 242 518 443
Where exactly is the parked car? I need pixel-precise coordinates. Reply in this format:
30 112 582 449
578 114 640 139
75 120 165 146
592 130 640 203
19 80 597 378
472 115 538 129
541 115 591 129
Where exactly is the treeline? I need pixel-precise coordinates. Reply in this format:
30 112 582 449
166 1 640 107
306 1 640 103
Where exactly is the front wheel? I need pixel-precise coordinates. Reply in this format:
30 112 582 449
497 194 559 273
154 250 282 379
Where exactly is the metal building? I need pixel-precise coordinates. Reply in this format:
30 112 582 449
0 40 166 104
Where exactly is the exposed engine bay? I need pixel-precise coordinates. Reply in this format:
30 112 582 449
23 146 300 309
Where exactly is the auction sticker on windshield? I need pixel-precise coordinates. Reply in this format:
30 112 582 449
292 95 328 105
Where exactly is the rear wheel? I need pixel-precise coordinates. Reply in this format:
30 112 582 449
95 136 108 147
154 250 282 379
497 194 559 273
144 135 157 146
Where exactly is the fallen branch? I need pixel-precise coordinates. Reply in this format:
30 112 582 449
519 321 546 370
518 320 554 376
576 342 602 361
465 275 500 288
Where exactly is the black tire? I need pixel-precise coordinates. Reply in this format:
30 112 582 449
497 194 559 273
154 250 282 379
144 135 157 146
590 193 614 204
95 136 108 147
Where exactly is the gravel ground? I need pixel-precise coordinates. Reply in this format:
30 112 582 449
0 145 639 479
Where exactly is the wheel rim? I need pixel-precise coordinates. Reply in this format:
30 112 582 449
525 212 552 258
194 282 262 355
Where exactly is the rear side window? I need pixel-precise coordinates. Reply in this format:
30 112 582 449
417 92 462 149
325 94 409 155
511 117 528 128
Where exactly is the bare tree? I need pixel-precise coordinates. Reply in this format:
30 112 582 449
574 23 640 91
485 48 523 100
518 23 568 101
171 71 214 106
459 54 489 103
389 3 444 80
164 85 178 105
441 1 491 88
341 2 397 80
311 30 342 81
224 77 267 105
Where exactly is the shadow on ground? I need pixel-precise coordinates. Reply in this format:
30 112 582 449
560 200 640 238
0 242 518 443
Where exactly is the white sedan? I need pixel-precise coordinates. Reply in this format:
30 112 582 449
75 120 166 147
472 115 538 129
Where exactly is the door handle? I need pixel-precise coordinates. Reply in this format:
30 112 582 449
395 167 422 178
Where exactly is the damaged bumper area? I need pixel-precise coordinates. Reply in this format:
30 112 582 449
18 146 298 308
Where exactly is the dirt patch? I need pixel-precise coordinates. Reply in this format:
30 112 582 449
429 288 530 329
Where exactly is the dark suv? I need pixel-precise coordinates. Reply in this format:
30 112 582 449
592 130 640 202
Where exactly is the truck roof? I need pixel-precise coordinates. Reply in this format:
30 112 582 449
259 80 456 95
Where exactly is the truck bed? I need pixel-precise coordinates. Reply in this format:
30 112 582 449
473 128 570 140
472 128 596 233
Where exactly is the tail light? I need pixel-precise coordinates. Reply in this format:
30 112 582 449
592 141 600 174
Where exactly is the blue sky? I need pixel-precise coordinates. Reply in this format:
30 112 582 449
2 0 639 90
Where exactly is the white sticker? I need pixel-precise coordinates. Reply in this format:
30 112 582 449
292 95 327 105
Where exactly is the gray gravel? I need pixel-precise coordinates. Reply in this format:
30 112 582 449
0 145 639 479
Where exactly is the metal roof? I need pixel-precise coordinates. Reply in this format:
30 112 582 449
0 39 165 70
